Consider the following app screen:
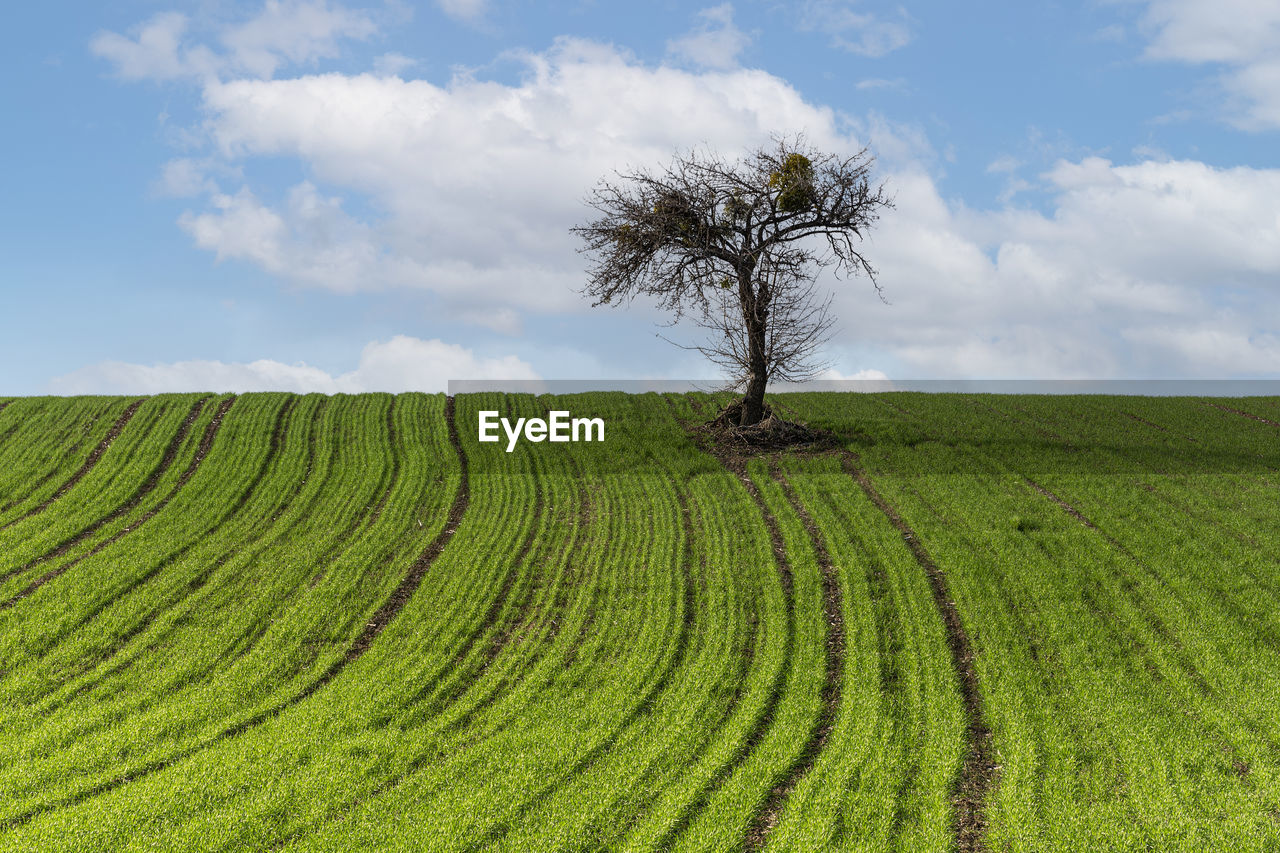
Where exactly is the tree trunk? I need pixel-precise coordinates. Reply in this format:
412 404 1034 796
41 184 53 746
741 311 768 426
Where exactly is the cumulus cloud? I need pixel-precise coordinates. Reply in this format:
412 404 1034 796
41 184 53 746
824 157 1280 377
90 12 215 81
666 4 752 70
91 1 376 82
100 5 1280 378
178 183 384 291
1136 0 1280 128
177 37 860 315
49 336 538 395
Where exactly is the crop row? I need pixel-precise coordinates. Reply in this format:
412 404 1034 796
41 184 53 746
782 391 1280 850
4 390 1273 850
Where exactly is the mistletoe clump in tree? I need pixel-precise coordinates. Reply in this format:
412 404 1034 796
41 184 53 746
572 135 892 427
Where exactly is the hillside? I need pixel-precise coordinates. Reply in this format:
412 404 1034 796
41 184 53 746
0 391 1278 851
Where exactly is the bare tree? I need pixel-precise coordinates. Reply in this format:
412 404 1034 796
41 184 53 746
572 135 893 426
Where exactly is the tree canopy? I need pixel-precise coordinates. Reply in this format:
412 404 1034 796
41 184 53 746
573 135 892 425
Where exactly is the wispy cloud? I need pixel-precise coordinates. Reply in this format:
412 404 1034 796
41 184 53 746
666 4 752 70
1136 0 1280 129
796 1 912 58
436 0 488 23
91 0 377 82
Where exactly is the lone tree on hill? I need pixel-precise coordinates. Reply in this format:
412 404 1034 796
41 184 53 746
572 135 893 426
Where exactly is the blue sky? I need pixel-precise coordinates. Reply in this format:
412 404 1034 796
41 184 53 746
4 0 1279 394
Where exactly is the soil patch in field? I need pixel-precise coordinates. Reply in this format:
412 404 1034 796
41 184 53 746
697 399 837 453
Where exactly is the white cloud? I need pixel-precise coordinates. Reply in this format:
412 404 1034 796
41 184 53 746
1136 0 1280 128
854 77 907 91
436 0 486 22
797 1 912 58
178 183 383 291
101 9 1280 379
823 157 1280 378
49 336 538 394
90 13 216 81
373 52 418 77
220 0 377 78
985 155 1021 174
666 4 752 70
178 37 861 316
91 1 376 82
155 158 218 197
818 367 890 380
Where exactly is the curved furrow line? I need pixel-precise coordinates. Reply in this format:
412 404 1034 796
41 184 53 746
427 417 609 735
0 404 138 522
13 397 291 671
742 462 845 850
0 394 471 832
1119 410 1199 444
1025 478 1225 680
361 395 400 530
0 411 107 517
0 401 139 518
208 396 390 671
0 397 377 810
391 402 544 718
1205 401 1280 429
868 397 1272 793
614 509 759 848
1024 477 1277 758
29 396 339 710
461 483 696 853
634 395 781 851
263 457 580 853
415 473 562 728
0 397 226 608
646 449 796 852
0 401 27 456
178 396 346 671
837 452 995 853
0 399 144 533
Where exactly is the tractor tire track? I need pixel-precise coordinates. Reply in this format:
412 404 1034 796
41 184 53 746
362 396 400 529
0 406 128 518
837 452 995 853
1025 477 1275 758
0 399 144 533
1120 411 1199 444
742 461 845 850
463 482 698 853
264 442 590 853
13 398 287 674
645 396 783 851
393 395 541 717
1206 402 1280 429
653 447 796 851
32 397 338 712
0 397 223 606
0 395 471 832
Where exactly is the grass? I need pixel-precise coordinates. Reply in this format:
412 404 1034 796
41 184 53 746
0 390 1276 851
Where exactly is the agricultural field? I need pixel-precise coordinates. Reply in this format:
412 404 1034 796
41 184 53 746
0 390 1278 851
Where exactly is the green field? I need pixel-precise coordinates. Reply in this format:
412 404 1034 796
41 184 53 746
1 391 1278 852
